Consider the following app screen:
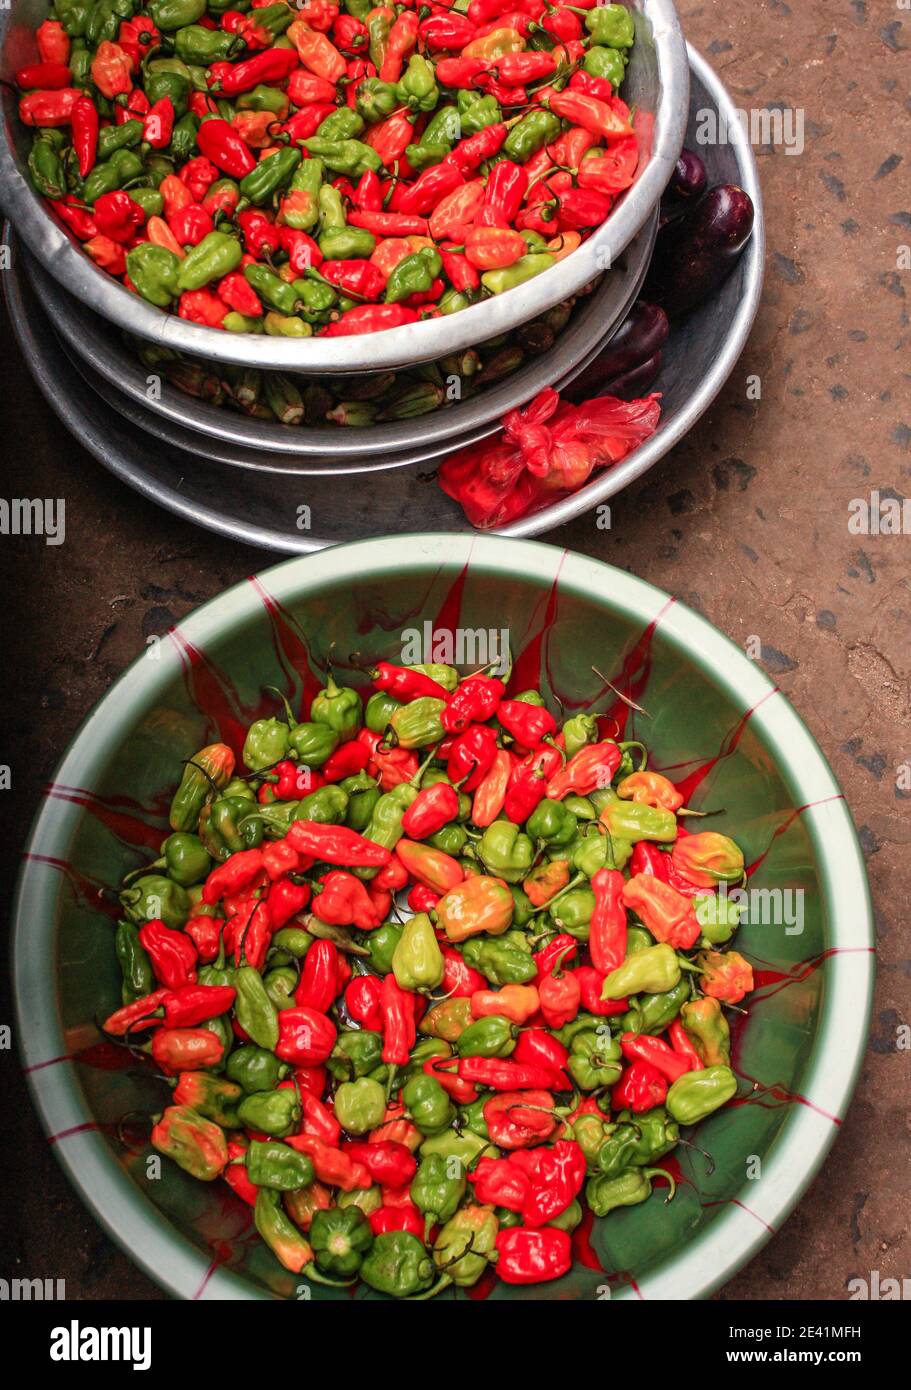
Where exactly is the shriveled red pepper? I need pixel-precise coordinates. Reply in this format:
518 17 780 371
160 983 235 1028
484 1090 556 1148
102 988 170 1037
299 1091 341 1145
511 1139 586 1227
458 1056 561 1091
202 848 264 904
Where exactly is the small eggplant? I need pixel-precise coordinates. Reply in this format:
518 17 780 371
598 351 663 402
659 150 708 228
645 183 755 318
565 301 669 402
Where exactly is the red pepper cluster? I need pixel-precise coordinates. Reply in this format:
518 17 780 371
17 0 641 337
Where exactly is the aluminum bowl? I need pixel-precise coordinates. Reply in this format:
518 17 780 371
14 537 873 1299
3 47 761 529
0 0 688 372
21 211 657 465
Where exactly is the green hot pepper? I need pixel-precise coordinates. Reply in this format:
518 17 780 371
246 1139 314 1190
385 247 442 304
242 715 290 771
226 1045 288 1094
392 913 444 992
503 109 561 163
585 3 635 48
680 997 731 1066
411 1153 466 1232
234 965 279 1050
567 1030 623 1091
622 978 692 1036
236 1087 301 1138
586 1166 674 1218
239 146 301 204
115 920 154 1003
177 230 242 291
334 1077 387 1134
310 1207 373 1277
477 821 535 883
120 875 190 929
456 1015 516 1058
666 1065 738 1125
311 674 363 737
402 1074 455 1136
461 932 536 986
389 697 447 749
328 1029 385 1080
360 1231 436 1297
432 1206 498 1287
601 943 682 1000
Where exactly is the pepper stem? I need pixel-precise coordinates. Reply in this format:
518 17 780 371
407 1274 453 1300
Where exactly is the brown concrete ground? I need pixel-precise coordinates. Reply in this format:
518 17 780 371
0 1 908 1300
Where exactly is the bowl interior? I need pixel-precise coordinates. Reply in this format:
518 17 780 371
15 538 872 1300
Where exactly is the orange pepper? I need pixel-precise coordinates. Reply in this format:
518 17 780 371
470 984 540 1024
617 770 684 813
83 233 126 274
146 215 185 258
545 230 582 261
435 875 514 943
90 40 132 99
370 236 413 276
621 874 701 950
428 178 485 241
464 225 527 270
288 18 346 82
463 27 525 60
523 858 570 906
159 174 193 217
232 111 276 149
472 749 512 828
369 1118 422 1151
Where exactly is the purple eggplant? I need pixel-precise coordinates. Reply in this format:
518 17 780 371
598 351 663 401
659 149 708 229
645 183 755 318
565 301 669 402
668 149 708 203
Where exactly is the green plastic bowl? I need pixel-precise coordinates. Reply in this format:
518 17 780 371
14 536 873 1300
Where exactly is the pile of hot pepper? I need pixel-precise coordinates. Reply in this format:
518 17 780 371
107 657 753 1296
18 0 641 337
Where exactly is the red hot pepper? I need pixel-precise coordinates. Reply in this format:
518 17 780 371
612 1059 668 1114
143 95 175 150
620 1032 693 1084
380 974 416 1065
285 821 390 867
401 782 459 838
102 988 170 1036
588 867 627 974
151 1027 224 1074
394 161 464 216
496 698 556 747
441 946 486 998
321 739 371 782
276 1006 338 1065
294 939 341 1013
369 1204 424 1237
574 966 627 1017
217 46 299 95
197 117 257 178
202 848 264 904
471 1155 530 1212
458 1056 561 1091
446 724 499 791
345 1141 417 1189
139 919 198 989
532 933 577 985
312 869 381 931
512 1027 568 1075
495 1227 572 1284
345 974 384 1030
71 95 99 177
441 675 505 734
545 740 622 800
513 1139 586 1227
371 661 449 702
538 967 580 1030
184 914 222 964
299 1091 341 1145
160 983 236 1028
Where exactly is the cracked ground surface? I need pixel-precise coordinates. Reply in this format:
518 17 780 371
0 0 908 1301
